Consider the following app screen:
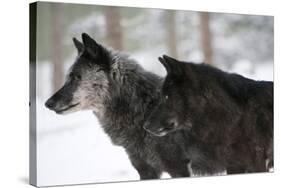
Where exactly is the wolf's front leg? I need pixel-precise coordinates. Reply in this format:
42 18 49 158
128 154 161 180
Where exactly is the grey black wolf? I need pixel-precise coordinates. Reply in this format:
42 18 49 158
45 33 194 179
144 55 273 174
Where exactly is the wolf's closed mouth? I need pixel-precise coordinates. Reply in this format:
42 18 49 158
55 103 80 113
144 126 174 137
155 127 173 136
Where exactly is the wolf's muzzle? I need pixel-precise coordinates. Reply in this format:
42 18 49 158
45 98 56 109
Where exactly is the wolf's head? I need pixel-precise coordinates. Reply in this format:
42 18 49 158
144 55 195 136
45 33 113 115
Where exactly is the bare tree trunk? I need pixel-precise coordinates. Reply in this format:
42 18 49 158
166 10 178 58
51 4 64 92
200 12 213 64
104 7 123 51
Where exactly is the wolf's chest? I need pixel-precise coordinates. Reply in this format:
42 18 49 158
102 125 162 165
100 120 142 146
97 112 165 166
129 140 164 167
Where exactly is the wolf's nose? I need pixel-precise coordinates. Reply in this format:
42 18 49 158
45 98 55 109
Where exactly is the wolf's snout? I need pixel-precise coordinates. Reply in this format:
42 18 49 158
143 119 178 137
45 98 56 109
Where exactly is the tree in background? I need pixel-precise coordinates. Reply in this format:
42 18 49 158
104 7 123 51
199 12 213 64
166 10 178 58
50 4 64 92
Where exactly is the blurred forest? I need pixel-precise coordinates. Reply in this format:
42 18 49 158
35 2 273 96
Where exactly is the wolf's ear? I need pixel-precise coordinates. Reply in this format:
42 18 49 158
158 57 171 74
159 55 183 76
82 33 101 58
73 38 84 54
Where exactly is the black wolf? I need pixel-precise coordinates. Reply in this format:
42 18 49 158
144 55 273 174
45 33 193 179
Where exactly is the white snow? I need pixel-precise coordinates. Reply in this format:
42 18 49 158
36 98 139 186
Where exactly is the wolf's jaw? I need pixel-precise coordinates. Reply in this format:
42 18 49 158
55 103 80 114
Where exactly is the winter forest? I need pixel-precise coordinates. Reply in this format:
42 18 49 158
33 2 273 186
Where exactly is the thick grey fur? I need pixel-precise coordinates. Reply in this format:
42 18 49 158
45 33 194 179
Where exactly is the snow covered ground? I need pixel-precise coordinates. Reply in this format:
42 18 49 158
35 59 273 186
36 101 139 186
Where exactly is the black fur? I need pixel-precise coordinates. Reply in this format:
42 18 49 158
144 55 273 174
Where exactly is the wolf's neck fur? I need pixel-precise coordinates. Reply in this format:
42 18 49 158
96 52 162 147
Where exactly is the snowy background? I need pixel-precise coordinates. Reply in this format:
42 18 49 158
33 2 273 186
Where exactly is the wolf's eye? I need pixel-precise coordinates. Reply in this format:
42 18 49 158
92 83 101 88
87 62 94 68
162 95 169 102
